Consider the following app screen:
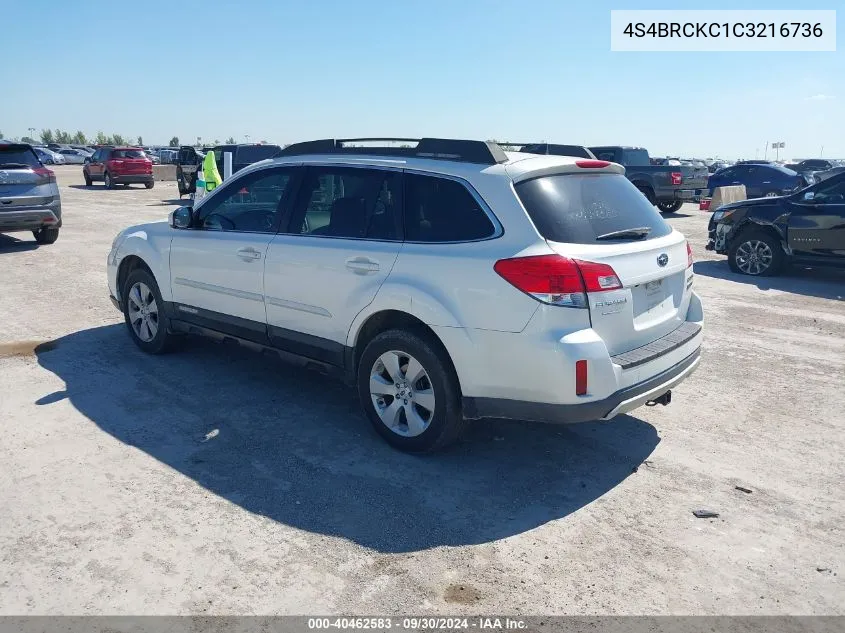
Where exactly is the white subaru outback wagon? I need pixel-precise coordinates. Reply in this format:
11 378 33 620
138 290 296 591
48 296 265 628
107 138 703 452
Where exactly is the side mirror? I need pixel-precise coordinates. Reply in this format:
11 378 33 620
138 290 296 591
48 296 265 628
170 206 193 229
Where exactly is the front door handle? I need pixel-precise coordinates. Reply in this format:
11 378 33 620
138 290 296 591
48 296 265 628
236 247 262 262
345 256 379 274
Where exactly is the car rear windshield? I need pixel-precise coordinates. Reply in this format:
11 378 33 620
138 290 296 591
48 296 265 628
515 173 673 244
0 145 41 168
112 149 146 159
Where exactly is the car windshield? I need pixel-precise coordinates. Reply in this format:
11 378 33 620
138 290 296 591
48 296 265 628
0 145 41 168
514 173 673 244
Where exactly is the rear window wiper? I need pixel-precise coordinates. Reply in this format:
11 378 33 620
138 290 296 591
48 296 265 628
596 227 652 241
0 162 33 169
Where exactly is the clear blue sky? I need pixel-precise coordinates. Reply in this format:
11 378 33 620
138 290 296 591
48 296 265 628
1 0 841 159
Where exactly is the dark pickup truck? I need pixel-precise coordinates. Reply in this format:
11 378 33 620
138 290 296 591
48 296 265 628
589 146 710 213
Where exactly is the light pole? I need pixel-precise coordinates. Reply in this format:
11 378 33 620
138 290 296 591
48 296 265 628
28 127 36 141
245 134 250 144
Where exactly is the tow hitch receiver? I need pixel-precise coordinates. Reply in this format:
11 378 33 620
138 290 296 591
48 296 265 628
646 390 672 407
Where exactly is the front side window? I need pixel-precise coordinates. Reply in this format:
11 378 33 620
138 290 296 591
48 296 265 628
404 173 495 242
290 167 401 241
198 168 293 233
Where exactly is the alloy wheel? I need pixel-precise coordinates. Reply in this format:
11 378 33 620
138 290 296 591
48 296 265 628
734 239 773 275
369 350 436 437
126 282 159 342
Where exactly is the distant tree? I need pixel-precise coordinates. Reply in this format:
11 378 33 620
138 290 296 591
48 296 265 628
95 131 109 145
72 130 88 145
137 135 143 146
40 129 55 144
112 134 126 145
54 129 73 144
169 136 179 147
225 136 236 144
21 136 36 144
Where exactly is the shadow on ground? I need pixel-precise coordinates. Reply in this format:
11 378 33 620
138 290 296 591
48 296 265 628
0 234 39 252
67 185 103 190
36 324 659 553
694 260 845 301
148 198 189 206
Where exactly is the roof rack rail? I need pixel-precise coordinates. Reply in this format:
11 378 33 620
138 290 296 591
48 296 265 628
277 137 508 165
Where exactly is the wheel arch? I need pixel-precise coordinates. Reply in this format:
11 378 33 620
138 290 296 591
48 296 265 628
347 308 468 395
114 236 172 305
728 219 788 252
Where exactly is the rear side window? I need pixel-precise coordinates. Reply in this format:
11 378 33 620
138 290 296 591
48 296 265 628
514 173 673 244
404 173 496 242
0 145 41 168
292 167 402 241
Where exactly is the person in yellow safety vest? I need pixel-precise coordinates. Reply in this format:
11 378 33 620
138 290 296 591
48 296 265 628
202 150 223 192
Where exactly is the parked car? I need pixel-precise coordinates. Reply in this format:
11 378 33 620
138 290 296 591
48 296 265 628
813 166 845 182
502 143 595 159
786 159 841 173
175 146 206 196
106 137 703 452
144 151 161 165
587 146 709 213
56 148 88 164
708 161 731 173
211 143 283 176
83 146 154 189
707 172 845 276
70 145 94 156
708 163 812 199
0 143 62 244
33 147 65 165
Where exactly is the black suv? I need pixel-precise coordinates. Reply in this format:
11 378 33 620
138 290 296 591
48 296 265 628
707 172 845 276
210 143 282 176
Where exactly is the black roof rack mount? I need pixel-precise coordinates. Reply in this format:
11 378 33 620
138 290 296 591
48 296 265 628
278 137 508 165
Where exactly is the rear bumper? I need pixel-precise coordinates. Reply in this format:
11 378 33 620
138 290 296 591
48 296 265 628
464 348 700 424
673 189 703 201
0 208 61 231
113 174 154 184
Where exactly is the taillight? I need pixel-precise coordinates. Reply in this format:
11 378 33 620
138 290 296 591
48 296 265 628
575 160 611 169
493 255 621 308
686 241 694 267
33 167 56 184
671 172 683 186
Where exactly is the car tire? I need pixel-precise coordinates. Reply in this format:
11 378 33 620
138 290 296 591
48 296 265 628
357 329 465 453
122 268 176 354
657 200 684 213
145 181 155 189
728 229 784 277
84 171 92 187
104 171 114 189
33 227 59 244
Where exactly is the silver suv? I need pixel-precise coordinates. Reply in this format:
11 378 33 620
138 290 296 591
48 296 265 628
0 143 62 244
107 138 703 452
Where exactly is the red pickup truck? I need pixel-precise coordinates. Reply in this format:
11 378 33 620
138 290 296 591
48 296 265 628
83 146 154 189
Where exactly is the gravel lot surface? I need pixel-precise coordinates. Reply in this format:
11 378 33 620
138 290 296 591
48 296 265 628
1 166 843 615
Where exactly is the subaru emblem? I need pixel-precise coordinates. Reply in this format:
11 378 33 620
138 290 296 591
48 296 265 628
657 253 669 267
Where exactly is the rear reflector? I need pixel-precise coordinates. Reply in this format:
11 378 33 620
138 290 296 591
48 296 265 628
493 254 621 308
575 360 588 396
671 172 683 186
686 241 694 268
42 217 56 223
576 160 611 169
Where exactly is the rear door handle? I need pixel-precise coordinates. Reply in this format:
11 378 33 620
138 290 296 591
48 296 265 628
236 247 262 261
345 256 379 274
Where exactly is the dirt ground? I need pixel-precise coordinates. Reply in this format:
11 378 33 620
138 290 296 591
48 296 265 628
1 165 843 615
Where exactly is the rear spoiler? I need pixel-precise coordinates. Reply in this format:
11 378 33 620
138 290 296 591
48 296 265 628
496 142 596 160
